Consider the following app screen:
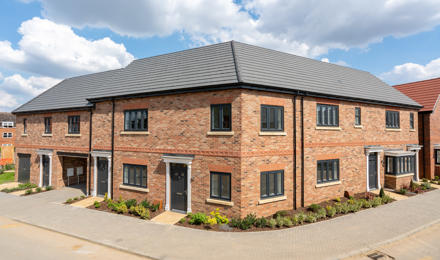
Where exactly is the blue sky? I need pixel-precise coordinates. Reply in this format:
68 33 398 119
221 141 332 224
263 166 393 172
0 0 440 112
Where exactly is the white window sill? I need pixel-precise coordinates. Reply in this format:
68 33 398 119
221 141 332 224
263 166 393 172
65 134 81 137
258 195 287 205
206 198 234 206
259 131 287 136
21 134 28 137
207 131 234 136
119 184 149 193
42 133 53 137
385 128 401 132
315 126 342 131
120 131 150 135
410 129 416 132
354 125 363 129
315 181 341 188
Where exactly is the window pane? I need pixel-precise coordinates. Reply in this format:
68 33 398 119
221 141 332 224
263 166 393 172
124 167 129 184
261 173 267 197
276 108 282 130
268 173 275 195
261 107 268 129
143 111 148 130
135 167 141 185
276 172 282 195
124 112 130 130
317 162 322 183
211 174 220 197
136 111 142 129
141 168 147 187
269 108 276 129
212 106 220 129
222 105 231 129
129 167 135 185
323 162 327 181
317 105 322 125
333 160 338 180
221 174 230 199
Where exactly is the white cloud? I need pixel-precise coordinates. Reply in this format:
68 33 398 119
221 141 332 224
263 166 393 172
380 58 440 85
0 17 134 78
23 0 440 57
0 73 61 112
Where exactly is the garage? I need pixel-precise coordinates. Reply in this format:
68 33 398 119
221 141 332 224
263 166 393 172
17 153 31 183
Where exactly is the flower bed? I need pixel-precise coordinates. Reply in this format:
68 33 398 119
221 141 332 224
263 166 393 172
22 185 53 196
1 183 38 193
88 194 163 220
396 179 437 196
177 192 393 232
64 195 87 204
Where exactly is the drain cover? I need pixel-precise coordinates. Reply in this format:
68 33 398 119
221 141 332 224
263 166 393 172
367 251 395 260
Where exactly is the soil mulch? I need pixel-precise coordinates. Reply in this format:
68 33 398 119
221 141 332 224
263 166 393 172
87 200 163 220
177 192 390 232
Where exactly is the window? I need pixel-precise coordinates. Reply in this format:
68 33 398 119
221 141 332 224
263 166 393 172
2 122 13 128
260 170 284 199
317 104 339 127
355 107 361 126
261 105 284 131
124 109 148 131
436 150 440 165
410 113 415 129
317 159 340 184
2 133 12 138
123 164 147 188
68 116 80 134
210 172 231 201
386 111 400 129
23 118 27 134
386 156 415 175
44 117 52 134
211 104 231 131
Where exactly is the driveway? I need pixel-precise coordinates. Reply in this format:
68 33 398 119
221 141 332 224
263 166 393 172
0 189 439 260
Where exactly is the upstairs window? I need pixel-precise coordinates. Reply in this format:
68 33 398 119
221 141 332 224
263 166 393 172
261 105 284 131
260 170 284 199
435 150 440 165
2 122 13 128
23 118 27 134
317 159 340 184
317 104 339 127
211 104 231 131
355 107 361 126
68 116 80 134
44 117 52 134
123 164 147 188
410 113 415 130
386 111 400 129
210 172 231 201
386 155 415 175
124 109 148 131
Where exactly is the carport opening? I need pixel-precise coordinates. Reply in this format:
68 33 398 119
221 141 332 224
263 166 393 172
58 152 88 194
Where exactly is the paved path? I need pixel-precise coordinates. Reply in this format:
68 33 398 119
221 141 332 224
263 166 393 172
0 189 440 260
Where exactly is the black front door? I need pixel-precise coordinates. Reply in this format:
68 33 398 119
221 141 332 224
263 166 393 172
170 163 187 212
97 158 108 196
18 154 31 183
369 153 378 190
42 155 50 186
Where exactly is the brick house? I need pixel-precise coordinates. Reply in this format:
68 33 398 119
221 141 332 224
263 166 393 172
394 77 440 180
13 41 421 217
0 112 16 161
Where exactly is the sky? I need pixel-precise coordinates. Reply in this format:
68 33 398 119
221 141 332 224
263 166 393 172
0 0 440 112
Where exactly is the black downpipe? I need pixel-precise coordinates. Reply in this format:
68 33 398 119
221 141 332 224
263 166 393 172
111 100 115 199
88 109 93 196
293 96 297 209
301 97 305 208
421 113 426 178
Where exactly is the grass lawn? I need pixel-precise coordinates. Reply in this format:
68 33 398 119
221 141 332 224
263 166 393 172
0 171 15 184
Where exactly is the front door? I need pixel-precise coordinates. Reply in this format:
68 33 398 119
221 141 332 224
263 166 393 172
369 153 378 190
170 163 187 212
97 158 108 196
42 155 50 186
18 154 31 183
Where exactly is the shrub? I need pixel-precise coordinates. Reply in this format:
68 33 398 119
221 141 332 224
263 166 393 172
35 187 42 193
372 197 382 207
238 213 257 230
229 218 241 228
316 208 327 219
349 200 362 212
45 186 53 191
255 217 267 228
284 217 293 227
206 217 217 226
334 202 343 214
25 189 33 195
179 218 186 224
210 208 229 224
292 213 306 225
334 197 341 202
104 193 108 202
422 182 431 189
379 188 385 198
275 216 285 228
80 195 85 199
125 199 137 209
188 212 208 225
116 204 128 214
267 218 277 228
422 178 428 183
340 203 350 214
399 188 407 195
381 195 392 204
309 204 322 213
94 201 101 208
361 199 372 208
325 206 336 218
274 210 289 218
66 198 73 203
305 213 317 223
435 176 439 181
73 197 79 201
131 205 150 219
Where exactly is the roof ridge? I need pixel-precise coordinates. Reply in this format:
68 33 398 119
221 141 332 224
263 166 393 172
230 41 242 83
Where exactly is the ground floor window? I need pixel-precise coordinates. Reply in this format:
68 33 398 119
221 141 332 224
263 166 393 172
123 164 147 188
260 170 284 199
317 159 340 184
386 156 415 175
210 172 231 201
436 150 440 165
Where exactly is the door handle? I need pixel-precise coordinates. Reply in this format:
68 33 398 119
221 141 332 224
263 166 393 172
175 192 183 196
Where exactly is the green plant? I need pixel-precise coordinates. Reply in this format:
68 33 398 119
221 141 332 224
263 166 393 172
80 195 85 199
94 201 101 208
25 189 33 195
210 208 229 224
379 187 385 198
422 178 428 182
66 198 73 203
206 216 217 226
116 204 128 214
435 176 439 181
372 197 382 207
340 202 350 214
292 212 306 225
238 213 257 230
399 188 407 195
179 218 186 224
334 202 343 214
275 216 285 228
104 193 108 202
284 217 293 227
267 218 277 228
361 199 372 208
309 204 322 213
422 182 431 189
130 205 150 219
255 217 267 228
45 186 53 191
325 206 336 218
305 213 317 223
125 199 137 209
349 200 362 212
229 218 241 228
274 210 289 218
35 187 42 193
73 197 79 201
188 212 208 225
316 208 327 219
381 195 392 204
334 197 341 202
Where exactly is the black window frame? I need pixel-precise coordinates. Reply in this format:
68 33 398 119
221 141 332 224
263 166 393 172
386 111 400 129
68 115 80 134
436 150 440 165
44 117 52 134
317 159 340 184
123 164 147 188
23 118 27 134
385 155 415 175
316 104 339 127
410 113 415 130
261 105 284 131
355 107 361 126
124 109 148 132
210 171 231 201
210 104 232 132
260 170 284 199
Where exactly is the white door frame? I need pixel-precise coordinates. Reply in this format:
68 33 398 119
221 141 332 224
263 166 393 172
91 151 112 198
407 144 422 182
37 149 53 187
162 154 194 213
365 146 383 192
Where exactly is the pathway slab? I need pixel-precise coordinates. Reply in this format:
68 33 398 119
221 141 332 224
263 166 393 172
0 182 19 190
152 211 186 225
371 189 408 201
71 197 103 208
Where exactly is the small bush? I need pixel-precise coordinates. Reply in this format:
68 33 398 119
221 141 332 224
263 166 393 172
179 218 186 224
94 201 101 208
371 197 382 207
206 217 217 226
308 204 322 213
340 203 350 214
255 217 267 228
334 202 343 214
275 216 285 228
80 195 85 199
381 195 392 204
238 213 257 230
130 205 150 219
435 176 439 181
125 199 137 209
422 178 428 183
116 204 128 214
66 198 73 203
305 213 317 223
292 212 306 225
267 218 277 228
210 208 229 224
316 208 327 219
349 200 362 213
73 197 79 201
274 210 289 218
25 189 33 195
360 199 372 208
229 218 241 228
45 186 53 191
379 188 385 198
399 188 407 195
188 212 208 225
422 182 431 189
284 217 293 227
334 197 341 202
104 193 108 202
325 206 336 218
35 187 42 193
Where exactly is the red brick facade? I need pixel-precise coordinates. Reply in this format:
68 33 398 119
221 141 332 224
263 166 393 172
14 89 419 217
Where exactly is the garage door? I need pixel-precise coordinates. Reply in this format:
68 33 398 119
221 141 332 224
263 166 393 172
18 154 31 183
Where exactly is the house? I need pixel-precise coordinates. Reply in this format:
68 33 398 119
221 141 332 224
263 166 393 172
12 41 421 217
0 112 16 162
394 77 440 181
